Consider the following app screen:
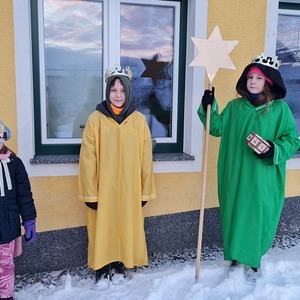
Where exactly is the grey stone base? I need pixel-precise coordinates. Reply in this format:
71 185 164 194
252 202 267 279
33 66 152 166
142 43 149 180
15 196 300 275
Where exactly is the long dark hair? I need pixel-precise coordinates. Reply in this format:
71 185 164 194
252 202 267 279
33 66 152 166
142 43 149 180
236 80 277 107
236 62 286 104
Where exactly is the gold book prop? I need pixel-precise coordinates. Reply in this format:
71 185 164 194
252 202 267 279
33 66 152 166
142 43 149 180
246 132 270 154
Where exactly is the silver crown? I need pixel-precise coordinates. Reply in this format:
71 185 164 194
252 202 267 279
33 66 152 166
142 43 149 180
105 66 132 82
251 53 281 70
0 121 5 138
0 119 11 140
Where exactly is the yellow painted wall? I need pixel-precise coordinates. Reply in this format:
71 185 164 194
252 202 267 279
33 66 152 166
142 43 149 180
0 1 17 152
30 174 207 232
1 0 300 233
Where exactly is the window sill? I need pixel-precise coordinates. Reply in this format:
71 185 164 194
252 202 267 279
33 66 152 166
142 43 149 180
29 151 300 165
30 152 195 165
29 151 300 166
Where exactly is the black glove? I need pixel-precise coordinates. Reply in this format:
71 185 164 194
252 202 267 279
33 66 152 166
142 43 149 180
254 140 274 159
201 87 215 111
85 202 98 210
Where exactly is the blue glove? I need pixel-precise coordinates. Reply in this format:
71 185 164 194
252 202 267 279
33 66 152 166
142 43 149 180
23 219 36 243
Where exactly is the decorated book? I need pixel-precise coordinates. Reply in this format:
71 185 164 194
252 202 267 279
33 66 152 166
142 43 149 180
246 132 270 154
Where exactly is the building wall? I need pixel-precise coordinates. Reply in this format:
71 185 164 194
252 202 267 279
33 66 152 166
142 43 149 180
1 0 300 274
1 1 17 152
2 0 300 228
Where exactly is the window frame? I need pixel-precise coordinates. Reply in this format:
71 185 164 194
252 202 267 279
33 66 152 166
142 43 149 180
30 0 187 155
14 0 208 176
265 0 300 169
277 3 300 139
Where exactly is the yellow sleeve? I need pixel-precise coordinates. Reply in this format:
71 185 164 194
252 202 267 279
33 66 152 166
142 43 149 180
141 119 156 201
78 115 98 203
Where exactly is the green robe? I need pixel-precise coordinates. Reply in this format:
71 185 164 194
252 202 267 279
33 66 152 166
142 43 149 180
198 98 300 268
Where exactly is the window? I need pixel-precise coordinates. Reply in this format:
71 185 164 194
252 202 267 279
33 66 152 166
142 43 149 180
31 0 187 155
277 2 300 136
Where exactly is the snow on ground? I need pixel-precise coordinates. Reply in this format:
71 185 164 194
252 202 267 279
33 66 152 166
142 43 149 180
14 235 300 300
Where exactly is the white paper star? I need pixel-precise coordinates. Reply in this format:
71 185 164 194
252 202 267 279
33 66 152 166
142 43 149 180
190 25 239 83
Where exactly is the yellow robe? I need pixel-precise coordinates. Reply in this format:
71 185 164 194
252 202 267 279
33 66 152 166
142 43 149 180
78 110 156 270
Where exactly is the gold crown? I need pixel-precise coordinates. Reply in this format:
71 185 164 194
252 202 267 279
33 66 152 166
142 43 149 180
105 66 132 82
251 53 281 70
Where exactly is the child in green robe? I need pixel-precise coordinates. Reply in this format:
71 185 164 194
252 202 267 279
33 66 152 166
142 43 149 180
198 53 300 281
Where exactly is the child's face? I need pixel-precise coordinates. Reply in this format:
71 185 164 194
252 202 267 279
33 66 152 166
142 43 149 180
109 79 126 107
247 74 265 94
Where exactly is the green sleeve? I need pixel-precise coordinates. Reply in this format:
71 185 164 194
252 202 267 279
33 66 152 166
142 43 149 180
270 106 300 165
197 98 224 137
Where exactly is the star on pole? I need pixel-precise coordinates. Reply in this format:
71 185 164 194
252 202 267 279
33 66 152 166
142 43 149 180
189 25 239 83
191 25 239 282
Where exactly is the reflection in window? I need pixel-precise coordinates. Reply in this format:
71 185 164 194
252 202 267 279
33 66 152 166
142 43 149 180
43 0 103 139
120 3 176 140
277 13 300 135
33 0 185 154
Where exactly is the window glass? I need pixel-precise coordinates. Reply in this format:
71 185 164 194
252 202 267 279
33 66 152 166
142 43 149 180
43 0 103 140
277 12 300 135
120 3 176 141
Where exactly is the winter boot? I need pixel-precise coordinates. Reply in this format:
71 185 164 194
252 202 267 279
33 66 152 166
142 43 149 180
92 265 110 290
245 266 261 282
110 262 127 285
229 260 241 271
95 264 110 282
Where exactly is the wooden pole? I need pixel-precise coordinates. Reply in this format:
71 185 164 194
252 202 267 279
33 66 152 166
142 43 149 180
195 81 212 281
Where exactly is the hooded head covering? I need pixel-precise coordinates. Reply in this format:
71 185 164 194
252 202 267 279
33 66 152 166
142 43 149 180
96 66 136 124
236 53 287 99
105 74 132 110
247 66 274 86
0 120 12 196
104 74 135 124
0 120 11 144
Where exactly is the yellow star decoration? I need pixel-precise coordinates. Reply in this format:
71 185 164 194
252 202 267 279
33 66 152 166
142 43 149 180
190 25 239 83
